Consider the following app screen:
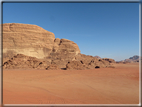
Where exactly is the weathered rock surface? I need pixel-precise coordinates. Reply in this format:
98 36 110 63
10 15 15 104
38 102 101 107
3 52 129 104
3 23 80 59
46 64 60 70
3 23 55 59
3 54 50 69
3 53 115 70
66 61 86 70
3 23 115 70
66 54 115 70
48 38 81 68
102 58 116 63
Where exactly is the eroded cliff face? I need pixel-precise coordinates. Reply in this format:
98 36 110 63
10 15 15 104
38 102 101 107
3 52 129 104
3 23 55 59
3 23 80 60
3 23 114 70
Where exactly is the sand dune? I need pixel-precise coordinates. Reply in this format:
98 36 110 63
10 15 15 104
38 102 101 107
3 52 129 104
3 63 139 104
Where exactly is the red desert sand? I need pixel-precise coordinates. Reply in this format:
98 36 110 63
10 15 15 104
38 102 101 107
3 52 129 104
3 63 139 104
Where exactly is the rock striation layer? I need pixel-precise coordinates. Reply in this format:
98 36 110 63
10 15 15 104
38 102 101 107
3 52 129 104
3 23 80 60
3 23 55 59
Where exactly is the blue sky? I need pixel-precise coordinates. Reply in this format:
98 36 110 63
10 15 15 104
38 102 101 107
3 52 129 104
3 2 139 61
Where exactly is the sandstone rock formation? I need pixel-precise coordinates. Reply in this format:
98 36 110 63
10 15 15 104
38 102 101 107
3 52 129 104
102 58 116 63
3 23 55 59
3 23 80 60
3 53 115 70
49 38 80 68
3 54 46 69
46 64 60 70
66 61 87 70
66 54 115 70
3 23 115 70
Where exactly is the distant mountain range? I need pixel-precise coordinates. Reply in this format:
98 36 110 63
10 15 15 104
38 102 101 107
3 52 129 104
94 56 101 59
118 55 140 63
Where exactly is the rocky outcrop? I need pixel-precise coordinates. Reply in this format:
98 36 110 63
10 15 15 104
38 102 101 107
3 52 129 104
3 23 55 59
3 53 115 70
52 38 80 55
3 23 80 61
102 58 116 63
48 38 81 68
2 54 49 69
46 64 60 70
3 23 115 70
66 61 87 70
66 54 115 70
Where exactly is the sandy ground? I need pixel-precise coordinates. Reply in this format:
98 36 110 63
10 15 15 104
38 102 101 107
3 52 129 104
3 63 139 104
